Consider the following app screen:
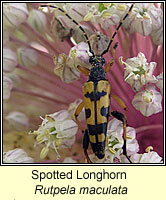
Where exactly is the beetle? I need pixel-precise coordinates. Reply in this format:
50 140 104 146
40 3 135 163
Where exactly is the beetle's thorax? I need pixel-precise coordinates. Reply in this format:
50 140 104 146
89 65 106 81
88 55 106 81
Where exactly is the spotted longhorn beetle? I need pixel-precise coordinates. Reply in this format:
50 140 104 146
40 3 135 163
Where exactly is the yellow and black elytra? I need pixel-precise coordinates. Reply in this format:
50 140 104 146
40 3 135 163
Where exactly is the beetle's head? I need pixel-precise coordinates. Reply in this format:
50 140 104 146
89 56 105 67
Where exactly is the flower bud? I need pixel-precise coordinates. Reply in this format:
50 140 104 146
3 3 28 29
28 9 47 33
3 75 13 100
3 48 17 73
3 148 34 163
17 47 38 67
6 111 29 131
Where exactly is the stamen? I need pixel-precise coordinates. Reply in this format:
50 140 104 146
127 136 133 139
109 147 116 154
40 146 49 159
102 12 112 19
84 12 93 21
36 134 45 143
119 56 123 65
145 146 153 153
117 4 127 11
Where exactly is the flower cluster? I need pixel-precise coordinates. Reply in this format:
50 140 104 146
3 3 163 163
30 110 78 159
44 3 163 45
119 52 163 117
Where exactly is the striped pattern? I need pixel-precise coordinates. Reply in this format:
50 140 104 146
83 80 111 158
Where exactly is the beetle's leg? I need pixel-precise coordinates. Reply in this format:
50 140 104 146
105 43 118 73
74 101 85 133
77 65 90 76
83 129 92 163
75 102 92 163
111 94 127 119
110 111 132 163
105 59 114 73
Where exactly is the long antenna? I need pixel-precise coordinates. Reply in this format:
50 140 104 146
40 4 95 56
101 3 135 56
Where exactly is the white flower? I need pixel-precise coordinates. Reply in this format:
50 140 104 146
130 151 162 163
156 72 163 95
17 47 38 67
5 111 29 130
54 53 80 83
119 52 157 92
28 9 47 33
123 3 162 36
3 3 29 30
97 3 129 29
3 75 13 100
55 3 128 30
3 48 17 73
3 148 34 163
132 85 162 117
63 157 77 163
100 118 139 163
30 110 78 159
67 42 92 69
54 42 92 83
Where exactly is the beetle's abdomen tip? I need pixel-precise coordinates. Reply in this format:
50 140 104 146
96 153 105 159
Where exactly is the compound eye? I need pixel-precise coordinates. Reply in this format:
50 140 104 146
89 56 94 64
101 57 105 64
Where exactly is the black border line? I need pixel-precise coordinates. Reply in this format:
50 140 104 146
1 1 165 166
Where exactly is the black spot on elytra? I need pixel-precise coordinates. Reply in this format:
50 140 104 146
101 106 109 119
85 108 91 119
85 90 107 101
